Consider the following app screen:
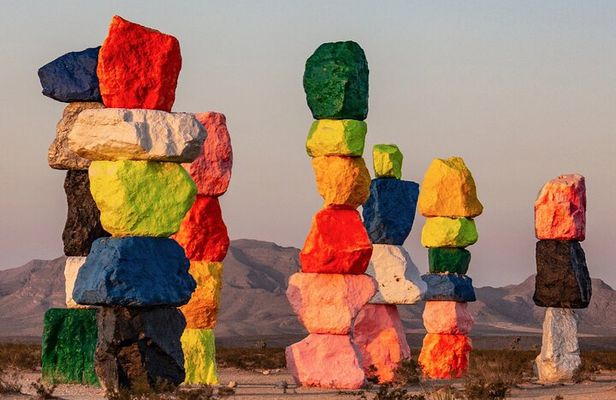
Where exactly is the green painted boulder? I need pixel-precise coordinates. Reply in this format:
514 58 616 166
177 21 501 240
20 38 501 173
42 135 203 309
42 308 98 385
303 41 369 120
428 248 471 274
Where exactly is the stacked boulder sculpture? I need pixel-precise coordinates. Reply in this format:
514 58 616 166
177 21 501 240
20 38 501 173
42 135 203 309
417 157 482 379
533 174 590 382
285 41 376 389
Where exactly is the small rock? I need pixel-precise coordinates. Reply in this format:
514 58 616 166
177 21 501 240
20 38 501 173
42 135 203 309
305 119 366 157
421 274 476 302
180 262 224 329
64 256 89 308
423 301 474 335
228 381 237 388
535 174 586 241
418 333 472 379
421 217 478 248
535 307 581 382
181 328 218 385
372 144 403 179
311 156 371 208
428 248 471 274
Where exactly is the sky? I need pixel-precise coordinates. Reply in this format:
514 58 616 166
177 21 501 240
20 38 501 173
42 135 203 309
0 1 614 288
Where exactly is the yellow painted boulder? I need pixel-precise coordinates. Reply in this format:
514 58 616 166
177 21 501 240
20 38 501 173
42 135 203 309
373 144 403 179
421 217 478 248
306 119 366 157
417 157 483 218
180 262 223 329
181 328 218 385
312 156 370 208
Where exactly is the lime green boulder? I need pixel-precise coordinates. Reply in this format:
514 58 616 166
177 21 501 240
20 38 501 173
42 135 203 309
89 160 196 237
428 248 471 274
181 328 218 384
421 217 478 248
42 308 98 385
373 144 403 179
306 119 366 157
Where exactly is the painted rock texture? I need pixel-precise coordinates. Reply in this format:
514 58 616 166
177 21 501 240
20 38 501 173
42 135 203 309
362 179 419 245
64 257 88 308
422 274 476 302
95 307 186 391
286 334 365 389
418 334 472 379
305 119 366 157
38 47 102 103
181 328 218 384
62 170 109 256
303 41 369 120
312 156 370 208
180 262 224 329
428 248 471 274
186 112 233 196
417 157 483 218
69 109 205 162
535 174 586 241
97 15 181 111
365 244 426 305
533 240 591 308
300 207 373 274
173 195 229 261
286 272 376 334
535 307 581 382
73 237 195 307
373 144 403 179
353 304 410 383
89 160 196 237
42 308 98 385
421 217 478 248
423 301 474 335
49 102 104 170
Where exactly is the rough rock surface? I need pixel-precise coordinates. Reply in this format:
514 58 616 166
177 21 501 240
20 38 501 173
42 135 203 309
64 257 88 308
421 217 478 248
534 240 591 308
422 274 476 302
311 156 370 208
535 307 581 382
300 207 373 274
286 272 376 334
180 262 224 329
353 304 410 383
305 119 366 157
418 333 472 379
303 41 369 120
173 195 229 261
423 301 474 335
535 174 586 241
49 102 104 170
365 244 426 305
38 47 102 102
42 308 98 385
362 178 419 245
73 237 195 307
62 170 109 256
89 160 196 237
286 334 365 389
181 328 218 384
373 144 403 179
95 306 186 391
428 248 471 274
417 157 483 218
97 15 181 111
186 112 233 196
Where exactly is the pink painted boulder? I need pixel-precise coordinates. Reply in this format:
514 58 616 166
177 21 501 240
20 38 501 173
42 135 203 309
534 174 586 241
353 304 410 383
423 301 474 335
286 334 365 389
287 273 376 334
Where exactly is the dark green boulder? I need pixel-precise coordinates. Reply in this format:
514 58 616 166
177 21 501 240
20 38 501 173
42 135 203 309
42 308 98 385
303 41 369 120
428 248 471 274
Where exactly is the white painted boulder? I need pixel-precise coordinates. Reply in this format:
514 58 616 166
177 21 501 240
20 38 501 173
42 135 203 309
535 307 581 382
64 256 90 308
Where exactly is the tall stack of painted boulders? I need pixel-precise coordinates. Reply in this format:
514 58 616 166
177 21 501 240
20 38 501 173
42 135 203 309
173 112 233 385
416 157 482 379
285 41 376 390
533 174 590 382
353 144 426 383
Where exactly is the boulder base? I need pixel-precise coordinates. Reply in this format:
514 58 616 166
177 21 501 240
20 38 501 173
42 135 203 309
305 119 366 157
372 144 403 179
180 262 224 329
428 248 471 274
535 174 586 241
421 217 478 248
418 334 472 379
423 301 474 335
422 274 476 302
535 308 581 382
311 156 370 208
181 328 219 385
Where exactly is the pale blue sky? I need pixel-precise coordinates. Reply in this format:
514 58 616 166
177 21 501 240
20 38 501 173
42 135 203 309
0 1 615 287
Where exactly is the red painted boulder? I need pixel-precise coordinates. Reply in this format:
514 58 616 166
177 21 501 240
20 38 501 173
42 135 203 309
286 334 365 389
173 195 229 261
287 273 376 334
300 206 372 274
186 112 233 196
353 304 410 383
418 334 472 379
97 15 182 111
423 301 474 335
534 174 586 241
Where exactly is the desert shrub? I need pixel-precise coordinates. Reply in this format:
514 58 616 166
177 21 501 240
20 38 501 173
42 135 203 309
31 379 57 399
0 342 41 370
361 384 426 400
581 351 616 371
394 358 422 386
0 367 22 394
217 347 285 370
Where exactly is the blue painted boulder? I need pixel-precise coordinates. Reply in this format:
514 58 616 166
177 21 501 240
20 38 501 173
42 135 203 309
362 178 419 245
38 47 102 102
421 273 476 302
73 237 196 307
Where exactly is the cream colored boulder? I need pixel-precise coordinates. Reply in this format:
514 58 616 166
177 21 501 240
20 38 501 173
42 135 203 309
64 256 90 308
535 307 581 382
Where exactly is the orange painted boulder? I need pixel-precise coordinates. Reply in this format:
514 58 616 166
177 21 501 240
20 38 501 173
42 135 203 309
418 333 472 379
286 334 365 389
97 16 181 111
173 195 229 261
311 156 370 208
534 174 586 241
353 304 410 383
287 273 376 334
180 262 223 329
300 206 373 274
423 301 474 335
